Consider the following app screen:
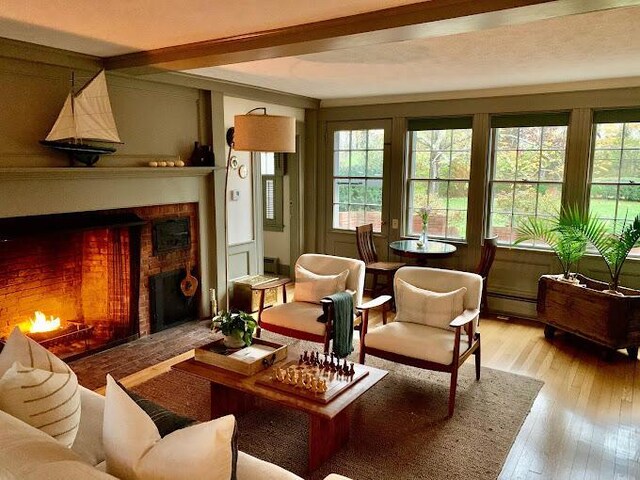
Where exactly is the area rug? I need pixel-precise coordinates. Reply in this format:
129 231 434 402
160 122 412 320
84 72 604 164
131 336 543 480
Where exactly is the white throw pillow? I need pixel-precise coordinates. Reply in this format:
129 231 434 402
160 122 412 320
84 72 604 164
395 278 467 330
0 361 81 448
103 375 237 480
0 327 70 378
294 264 349 303
0 327 81 447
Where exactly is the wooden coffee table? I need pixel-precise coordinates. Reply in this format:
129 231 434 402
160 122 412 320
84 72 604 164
172 354 387 471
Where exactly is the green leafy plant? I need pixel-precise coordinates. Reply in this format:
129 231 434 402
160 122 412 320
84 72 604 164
515 206 590 279
575 214 640 293
211 310 257 347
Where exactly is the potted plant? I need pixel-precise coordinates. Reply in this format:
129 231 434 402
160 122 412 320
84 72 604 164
211 310 257 349
575 214 640 294
515 205 589 283
517 208 640 359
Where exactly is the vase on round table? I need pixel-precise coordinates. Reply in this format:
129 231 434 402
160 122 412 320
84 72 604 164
420 223 429 246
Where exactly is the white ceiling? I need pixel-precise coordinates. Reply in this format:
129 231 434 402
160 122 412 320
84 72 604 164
0 0 423 56
186 6 640 101
1 2 639 103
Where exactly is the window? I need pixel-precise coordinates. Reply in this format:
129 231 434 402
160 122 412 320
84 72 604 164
488 113 569 246
261 152 284 232
406 117 473 240
589 109 640 233
332 128 384 231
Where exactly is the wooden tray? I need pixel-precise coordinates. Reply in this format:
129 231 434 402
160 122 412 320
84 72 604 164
194 338 287 376
255 360 369 404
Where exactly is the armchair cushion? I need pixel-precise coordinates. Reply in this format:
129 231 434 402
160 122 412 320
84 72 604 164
364 322 457 365
294 264 349 304
260 302 326 336
395 278 466 330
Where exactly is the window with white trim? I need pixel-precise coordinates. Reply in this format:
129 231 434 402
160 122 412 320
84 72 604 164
332 128 384 232
488 113 569 246
589 109 640 234
405 117 473 240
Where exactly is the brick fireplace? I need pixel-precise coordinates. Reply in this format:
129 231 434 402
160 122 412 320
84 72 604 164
0 202 201 360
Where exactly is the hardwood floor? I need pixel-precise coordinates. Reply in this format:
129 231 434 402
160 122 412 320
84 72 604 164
116 308 640 479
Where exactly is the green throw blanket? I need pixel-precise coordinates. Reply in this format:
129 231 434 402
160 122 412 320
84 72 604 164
322 291 354 358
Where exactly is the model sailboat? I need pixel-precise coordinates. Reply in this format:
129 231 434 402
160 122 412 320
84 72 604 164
40 70 122 166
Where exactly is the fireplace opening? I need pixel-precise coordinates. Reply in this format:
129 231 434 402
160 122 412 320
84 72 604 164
0 213 144 360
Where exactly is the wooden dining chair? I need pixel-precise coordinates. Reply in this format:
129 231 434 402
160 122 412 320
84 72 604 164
355 224 405 302
475 236 498 312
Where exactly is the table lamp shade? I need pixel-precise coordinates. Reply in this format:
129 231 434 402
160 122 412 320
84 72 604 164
233 114 296 153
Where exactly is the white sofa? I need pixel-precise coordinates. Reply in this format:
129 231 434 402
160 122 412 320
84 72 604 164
0 385 348 480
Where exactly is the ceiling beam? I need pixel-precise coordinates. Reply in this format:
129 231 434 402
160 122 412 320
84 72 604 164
105 0 638 74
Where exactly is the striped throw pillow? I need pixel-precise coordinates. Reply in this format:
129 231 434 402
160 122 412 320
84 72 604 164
0 362 81 447
0 327 81 447
0 327 70 378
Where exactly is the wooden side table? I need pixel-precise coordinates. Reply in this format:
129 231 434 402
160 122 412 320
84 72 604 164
251 277 291 321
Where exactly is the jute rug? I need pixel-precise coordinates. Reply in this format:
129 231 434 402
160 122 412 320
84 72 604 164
131 335 542 480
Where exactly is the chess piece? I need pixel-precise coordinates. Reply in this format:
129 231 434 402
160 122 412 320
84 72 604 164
299 354 304 365
303 351 309 363
349 363 356 376
318 379 327 393
323 352 329 369
341 359 349 375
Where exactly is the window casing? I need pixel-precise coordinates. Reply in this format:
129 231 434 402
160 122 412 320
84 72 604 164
261 152 284 232
487 114 569 246
589 109 640 236
405 117 473 241
332 128 384 232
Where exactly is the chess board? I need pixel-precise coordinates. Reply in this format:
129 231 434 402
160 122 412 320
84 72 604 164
255 360 370 404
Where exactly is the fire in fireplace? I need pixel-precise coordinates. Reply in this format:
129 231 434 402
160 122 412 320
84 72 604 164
29 311 61 333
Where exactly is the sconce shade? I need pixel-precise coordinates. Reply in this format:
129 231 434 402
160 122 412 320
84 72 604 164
233 114 296 153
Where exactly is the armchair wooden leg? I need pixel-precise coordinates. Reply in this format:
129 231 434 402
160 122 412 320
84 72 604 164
255 325 262 338
359 347 366 365
475 334 481 381
448 367 459 418
372 272 379 297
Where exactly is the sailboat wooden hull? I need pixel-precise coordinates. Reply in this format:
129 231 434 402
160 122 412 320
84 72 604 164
40 140 116 167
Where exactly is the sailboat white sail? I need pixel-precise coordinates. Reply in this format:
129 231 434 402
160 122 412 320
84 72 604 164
45 70 121 144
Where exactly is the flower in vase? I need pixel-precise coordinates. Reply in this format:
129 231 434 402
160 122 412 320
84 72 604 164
418 207 431 225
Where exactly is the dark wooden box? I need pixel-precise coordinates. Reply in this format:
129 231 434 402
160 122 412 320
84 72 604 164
537 274 640 358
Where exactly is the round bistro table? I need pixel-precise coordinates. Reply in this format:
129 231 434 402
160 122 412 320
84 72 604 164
389 239 457 266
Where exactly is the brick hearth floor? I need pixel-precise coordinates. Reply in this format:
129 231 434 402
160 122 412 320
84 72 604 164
69 320 216 391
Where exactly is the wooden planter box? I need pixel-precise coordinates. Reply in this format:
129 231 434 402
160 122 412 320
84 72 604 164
537 274 640 359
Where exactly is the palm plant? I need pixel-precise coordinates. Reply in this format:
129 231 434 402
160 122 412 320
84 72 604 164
576 214 640 293
515 206 589 280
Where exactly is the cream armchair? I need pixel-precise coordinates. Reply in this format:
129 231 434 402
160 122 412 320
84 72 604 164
358 266 482 417
257 254 366 351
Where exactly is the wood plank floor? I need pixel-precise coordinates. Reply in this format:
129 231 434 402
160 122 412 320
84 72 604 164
116 310 640 479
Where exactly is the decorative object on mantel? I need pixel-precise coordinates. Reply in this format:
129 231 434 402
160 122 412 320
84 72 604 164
40 70 122 167
222 108 296 309
189 141 215 166
229 156 238 169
